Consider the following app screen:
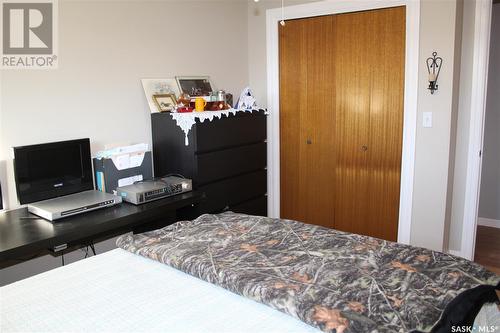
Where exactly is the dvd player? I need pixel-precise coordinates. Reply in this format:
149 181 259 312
116 176 192 205
27 190 122 221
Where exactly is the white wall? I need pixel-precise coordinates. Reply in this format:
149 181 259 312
448 0 476 253
407 0 461 251
443 0 464 252
0 70 5 210
0 0 249 285
478 3 500 224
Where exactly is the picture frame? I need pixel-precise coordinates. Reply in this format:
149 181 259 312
153 94 177 112
176 76 213 97
141 78 181 113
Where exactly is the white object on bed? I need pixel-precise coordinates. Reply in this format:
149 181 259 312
1 248 319 333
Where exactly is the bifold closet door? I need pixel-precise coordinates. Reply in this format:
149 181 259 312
279 7 405 241
365 7 405 241
279 15 336 228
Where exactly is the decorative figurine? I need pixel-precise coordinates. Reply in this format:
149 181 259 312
236 87 257 110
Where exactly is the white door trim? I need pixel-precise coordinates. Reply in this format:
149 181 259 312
459 0 492 260
266 0 420 244
477 218 500 229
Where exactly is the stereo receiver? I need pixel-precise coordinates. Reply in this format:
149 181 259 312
116 176 192 205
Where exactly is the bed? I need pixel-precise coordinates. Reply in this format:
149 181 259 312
2 212 499 333
1 247 318 333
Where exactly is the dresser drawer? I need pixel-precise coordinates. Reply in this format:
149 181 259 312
198 170 267 213
195 111 266 153
195 142 266 185
231 196 267 216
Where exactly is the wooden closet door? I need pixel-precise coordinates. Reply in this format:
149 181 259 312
365 7 405 241
333 7 405 241
332 11 372 236
279 18 308 224
279 16 336 228
279 7 405 241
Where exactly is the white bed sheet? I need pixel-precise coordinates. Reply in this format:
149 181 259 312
0 248 320 333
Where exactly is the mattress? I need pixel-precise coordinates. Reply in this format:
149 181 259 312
117 212 500 333
1 248 319 333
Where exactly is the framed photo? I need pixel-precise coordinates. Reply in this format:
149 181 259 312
176 76 213 97
153 94 177 112
141 78 181 113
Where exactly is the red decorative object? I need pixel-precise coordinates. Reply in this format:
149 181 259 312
177 107 194 113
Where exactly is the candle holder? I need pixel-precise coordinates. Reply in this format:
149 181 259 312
427 51 442 94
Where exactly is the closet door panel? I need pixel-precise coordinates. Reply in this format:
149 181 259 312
280 16 336 229
333 11 372 235
366 7 405 241
279 19 309 223
279 8 405 241
303 16 336 228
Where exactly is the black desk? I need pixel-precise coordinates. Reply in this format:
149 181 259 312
0 191 203 262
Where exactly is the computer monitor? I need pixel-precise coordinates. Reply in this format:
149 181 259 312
13 138 93 204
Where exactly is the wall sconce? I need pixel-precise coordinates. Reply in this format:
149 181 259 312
427 51 442 94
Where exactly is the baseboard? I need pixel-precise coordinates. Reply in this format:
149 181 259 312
448 250 463 257
477 217 500 229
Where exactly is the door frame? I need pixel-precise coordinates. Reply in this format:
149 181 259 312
459 0 492 260
266 0 420 244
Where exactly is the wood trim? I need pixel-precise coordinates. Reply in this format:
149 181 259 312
266 0 420 245
477 218 500 229
460 0 493 260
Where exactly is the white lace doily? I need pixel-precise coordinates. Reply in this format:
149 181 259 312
170 109 264 145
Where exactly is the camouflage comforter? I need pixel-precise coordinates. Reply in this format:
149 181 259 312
117 212 499 333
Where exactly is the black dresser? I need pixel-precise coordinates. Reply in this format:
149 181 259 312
151 110 267 217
